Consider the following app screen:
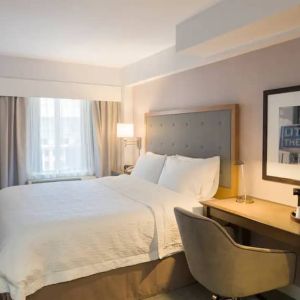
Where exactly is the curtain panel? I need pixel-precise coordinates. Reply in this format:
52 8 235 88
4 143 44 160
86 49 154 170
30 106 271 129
0 97 27 189
0 98 121 188
92 101 121 177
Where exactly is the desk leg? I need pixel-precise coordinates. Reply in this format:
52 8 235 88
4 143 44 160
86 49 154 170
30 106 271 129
229 225 251 245
203 206 211 218
240 228 251 246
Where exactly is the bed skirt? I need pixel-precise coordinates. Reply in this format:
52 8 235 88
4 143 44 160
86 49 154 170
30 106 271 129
1 252 194 300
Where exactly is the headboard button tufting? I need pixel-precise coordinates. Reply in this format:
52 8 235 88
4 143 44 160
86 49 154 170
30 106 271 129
145 107 235 190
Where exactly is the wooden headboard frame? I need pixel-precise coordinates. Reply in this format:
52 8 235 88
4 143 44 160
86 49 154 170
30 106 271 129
145 104 239 199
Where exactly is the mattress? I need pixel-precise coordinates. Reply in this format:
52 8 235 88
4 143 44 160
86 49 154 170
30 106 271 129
0 175 201 300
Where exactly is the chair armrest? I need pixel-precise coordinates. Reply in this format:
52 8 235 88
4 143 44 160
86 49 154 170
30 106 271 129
225 245 296 298
235 243 295 254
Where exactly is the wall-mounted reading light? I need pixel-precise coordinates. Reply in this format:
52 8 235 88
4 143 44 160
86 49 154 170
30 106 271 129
117 123 142 154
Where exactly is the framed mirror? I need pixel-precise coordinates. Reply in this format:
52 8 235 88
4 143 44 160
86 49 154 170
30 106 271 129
263 85 300 185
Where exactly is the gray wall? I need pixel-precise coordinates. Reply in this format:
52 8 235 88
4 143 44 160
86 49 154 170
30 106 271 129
133 37 300 207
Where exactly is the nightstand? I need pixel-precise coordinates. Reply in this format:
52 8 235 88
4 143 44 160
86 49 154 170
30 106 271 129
111 170 123 176
111 169 132 176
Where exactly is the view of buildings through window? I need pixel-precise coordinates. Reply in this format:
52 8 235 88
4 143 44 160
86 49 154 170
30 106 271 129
27 98 94 179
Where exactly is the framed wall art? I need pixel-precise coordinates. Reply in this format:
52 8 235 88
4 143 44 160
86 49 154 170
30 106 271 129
263 85 300 185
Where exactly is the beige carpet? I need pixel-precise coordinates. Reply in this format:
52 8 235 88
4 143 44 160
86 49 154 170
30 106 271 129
146 284 294 300
146 284 211 300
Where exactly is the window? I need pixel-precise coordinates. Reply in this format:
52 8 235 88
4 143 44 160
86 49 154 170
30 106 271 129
27 98 94 179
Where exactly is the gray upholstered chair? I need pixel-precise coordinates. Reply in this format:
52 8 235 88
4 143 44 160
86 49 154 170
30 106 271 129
174 207 296 300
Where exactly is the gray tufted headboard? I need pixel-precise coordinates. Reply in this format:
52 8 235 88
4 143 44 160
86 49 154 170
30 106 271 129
145 105 239 199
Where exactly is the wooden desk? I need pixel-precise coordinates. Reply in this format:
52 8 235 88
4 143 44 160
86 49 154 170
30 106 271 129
201 198 300 248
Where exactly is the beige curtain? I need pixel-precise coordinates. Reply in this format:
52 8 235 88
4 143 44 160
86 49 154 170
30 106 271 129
92 101 121 177
0 293 11 300
0 97 27 189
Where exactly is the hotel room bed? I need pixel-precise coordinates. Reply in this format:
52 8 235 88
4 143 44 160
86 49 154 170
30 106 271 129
0 104 238 300
0 175 199 300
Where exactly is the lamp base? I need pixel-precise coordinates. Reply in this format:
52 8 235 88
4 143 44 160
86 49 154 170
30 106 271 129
236 196 245 203
236 195 254 204
245 196 254 204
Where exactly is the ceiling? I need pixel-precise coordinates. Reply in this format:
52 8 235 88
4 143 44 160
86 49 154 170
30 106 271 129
0 0 219 67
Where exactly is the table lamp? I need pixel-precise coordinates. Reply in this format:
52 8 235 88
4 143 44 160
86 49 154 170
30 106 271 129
235 160 253 204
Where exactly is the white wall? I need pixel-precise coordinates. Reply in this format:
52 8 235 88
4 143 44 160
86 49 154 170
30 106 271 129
121 86 136 165
0 55 122 101
176 0 300 52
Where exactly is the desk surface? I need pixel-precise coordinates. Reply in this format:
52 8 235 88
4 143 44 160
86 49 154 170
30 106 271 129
202 198 300 237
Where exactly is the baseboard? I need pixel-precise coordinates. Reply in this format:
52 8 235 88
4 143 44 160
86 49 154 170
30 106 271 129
279 284 300 300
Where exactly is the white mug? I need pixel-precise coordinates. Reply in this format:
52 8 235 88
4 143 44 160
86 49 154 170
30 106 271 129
296 206 300 219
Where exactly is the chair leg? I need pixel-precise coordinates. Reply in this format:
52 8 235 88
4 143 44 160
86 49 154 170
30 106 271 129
211 295 241 300
255 294 267 300
210 295 245 300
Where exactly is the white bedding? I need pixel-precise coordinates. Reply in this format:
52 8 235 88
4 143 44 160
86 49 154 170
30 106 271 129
0 175 201 300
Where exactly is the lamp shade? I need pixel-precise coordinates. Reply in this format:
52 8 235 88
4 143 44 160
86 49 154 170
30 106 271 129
117 123 134 138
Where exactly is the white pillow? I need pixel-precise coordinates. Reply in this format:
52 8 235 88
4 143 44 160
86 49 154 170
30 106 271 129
158 155 220 200
176 155 220 199
131 152 166 183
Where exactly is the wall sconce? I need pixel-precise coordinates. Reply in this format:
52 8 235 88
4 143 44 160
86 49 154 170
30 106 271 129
117 123 142 155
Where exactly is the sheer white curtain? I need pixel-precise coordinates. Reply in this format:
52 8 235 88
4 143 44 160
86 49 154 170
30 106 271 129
27 98 94 179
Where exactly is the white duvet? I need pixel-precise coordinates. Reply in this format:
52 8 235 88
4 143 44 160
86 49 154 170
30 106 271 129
0 175 201 300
